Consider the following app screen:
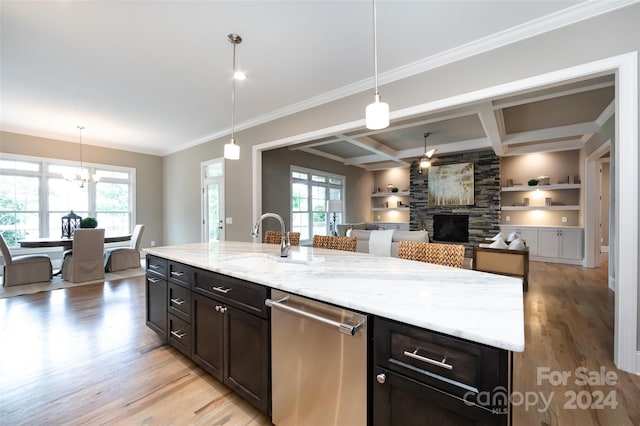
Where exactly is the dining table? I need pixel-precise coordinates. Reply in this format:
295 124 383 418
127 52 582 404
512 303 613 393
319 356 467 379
18 234 131 249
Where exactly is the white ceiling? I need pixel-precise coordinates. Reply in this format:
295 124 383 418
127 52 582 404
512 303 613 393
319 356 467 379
0 0 629 161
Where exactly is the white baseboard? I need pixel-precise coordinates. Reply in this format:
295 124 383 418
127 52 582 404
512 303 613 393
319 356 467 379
601 245 610 253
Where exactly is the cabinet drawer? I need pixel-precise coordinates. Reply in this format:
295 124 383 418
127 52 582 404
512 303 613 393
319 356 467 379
146 255 167 279
375 318 508 405
168 314 192 358
168 261 192 288
194 269 268 318
373 367 506 426
168 282 192 323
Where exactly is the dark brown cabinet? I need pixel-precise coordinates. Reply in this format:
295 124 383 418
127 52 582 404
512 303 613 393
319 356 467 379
192 269 271 416
147 257 271 417
373 317 511 426
145 255 168 338
192 293 225 381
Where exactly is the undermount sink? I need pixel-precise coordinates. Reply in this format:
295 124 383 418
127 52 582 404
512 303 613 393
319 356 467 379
219 254 320 273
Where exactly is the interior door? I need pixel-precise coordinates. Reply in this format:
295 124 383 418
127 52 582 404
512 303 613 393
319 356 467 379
202 159 225 242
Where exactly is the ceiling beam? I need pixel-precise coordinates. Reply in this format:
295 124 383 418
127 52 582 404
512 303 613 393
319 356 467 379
288 137 342 150
477 103 504 156
503 139 585 156
492 79 614 110
397 138 491 159
503 121 601 145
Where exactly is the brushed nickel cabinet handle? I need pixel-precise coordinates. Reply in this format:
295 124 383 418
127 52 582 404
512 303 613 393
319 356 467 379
149 264 160 269
170 271 185 277
148 277 160 283
376 373 386 384
213 286 232 294
170 298 186 305
403 349 453 370
171 330 186 339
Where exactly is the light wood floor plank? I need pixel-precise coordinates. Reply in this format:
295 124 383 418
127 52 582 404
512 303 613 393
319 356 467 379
1 255 639 425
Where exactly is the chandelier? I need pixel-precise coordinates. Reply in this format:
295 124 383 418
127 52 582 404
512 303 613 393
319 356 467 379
65 126 99 187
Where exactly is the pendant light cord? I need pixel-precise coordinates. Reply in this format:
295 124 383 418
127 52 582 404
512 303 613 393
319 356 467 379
372 0 380 96
231 42 236 141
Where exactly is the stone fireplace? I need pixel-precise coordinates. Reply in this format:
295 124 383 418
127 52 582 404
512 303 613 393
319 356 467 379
409 150 501 257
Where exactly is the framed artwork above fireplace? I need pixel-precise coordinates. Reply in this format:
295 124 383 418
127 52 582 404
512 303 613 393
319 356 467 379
428 162 474 205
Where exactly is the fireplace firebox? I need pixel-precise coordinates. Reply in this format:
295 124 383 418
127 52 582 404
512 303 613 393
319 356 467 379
433 214 469 243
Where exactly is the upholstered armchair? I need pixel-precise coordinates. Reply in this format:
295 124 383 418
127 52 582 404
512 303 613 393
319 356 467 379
0 233 52 286
61 228 105 283
104 224 145 272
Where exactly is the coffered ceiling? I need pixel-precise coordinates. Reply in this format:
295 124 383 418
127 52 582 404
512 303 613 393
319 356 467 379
290 75 615 170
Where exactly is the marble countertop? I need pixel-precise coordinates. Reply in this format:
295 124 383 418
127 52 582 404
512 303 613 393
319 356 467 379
144 241 525 352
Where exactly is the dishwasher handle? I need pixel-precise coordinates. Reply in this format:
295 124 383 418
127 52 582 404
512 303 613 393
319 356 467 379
266 296 363 336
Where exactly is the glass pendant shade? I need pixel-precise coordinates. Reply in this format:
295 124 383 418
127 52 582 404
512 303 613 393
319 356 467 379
365 94 389 130
224 139 240 160
419 157 431 169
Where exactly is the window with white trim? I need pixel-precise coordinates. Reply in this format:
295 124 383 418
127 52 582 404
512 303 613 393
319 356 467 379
290 166 345 243
0 154 135 247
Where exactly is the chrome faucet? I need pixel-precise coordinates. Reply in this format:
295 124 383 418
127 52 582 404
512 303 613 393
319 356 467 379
251 212 291 257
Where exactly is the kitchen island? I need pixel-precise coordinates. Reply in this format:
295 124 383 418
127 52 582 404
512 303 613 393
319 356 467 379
144 241 524 425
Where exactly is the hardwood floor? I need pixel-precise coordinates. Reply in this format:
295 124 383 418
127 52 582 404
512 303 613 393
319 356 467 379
1 256 638 425
0 278 272 425
513 255 640 426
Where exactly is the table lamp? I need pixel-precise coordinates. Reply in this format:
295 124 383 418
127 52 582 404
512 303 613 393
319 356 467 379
327 200 343 236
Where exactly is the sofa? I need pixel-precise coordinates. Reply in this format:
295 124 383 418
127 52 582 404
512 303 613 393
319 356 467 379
336 222 382 237
349 229 429 257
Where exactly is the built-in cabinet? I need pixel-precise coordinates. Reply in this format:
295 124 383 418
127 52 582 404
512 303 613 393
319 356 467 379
373 317 510 425
145 255 271 417
145 255 168 337
500 225 583 265
147 254 514 425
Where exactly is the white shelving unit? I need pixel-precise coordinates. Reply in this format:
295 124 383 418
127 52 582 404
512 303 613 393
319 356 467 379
500 183 581 192
370 191 409 212
500 183 581 212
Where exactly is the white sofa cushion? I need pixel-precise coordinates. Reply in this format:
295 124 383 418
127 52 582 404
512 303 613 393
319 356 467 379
350 229 429 257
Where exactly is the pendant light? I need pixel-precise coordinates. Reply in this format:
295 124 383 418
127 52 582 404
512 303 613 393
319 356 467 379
365 0 389 130
224 33 243 160
418 132 436 174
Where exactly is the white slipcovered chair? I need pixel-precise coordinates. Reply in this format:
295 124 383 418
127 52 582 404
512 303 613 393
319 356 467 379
61 228 105 283
104 224 145 272
0 233 52 287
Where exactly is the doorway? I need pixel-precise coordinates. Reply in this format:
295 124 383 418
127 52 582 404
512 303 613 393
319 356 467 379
201 158 225 242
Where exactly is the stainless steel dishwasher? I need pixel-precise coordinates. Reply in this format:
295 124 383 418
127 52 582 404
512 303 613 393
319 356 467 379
266 289 368 426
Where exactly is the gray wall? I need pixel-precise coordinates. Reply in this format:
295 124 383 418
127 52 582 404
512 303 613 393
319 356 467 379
261 147 373 233
0 131 163 250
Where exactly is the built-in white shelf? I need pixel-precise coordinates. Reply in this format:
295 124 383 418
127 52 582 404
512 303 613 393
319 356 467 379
371 191 410 197
501 184 581 192
501 205 581 211
372 207 410 212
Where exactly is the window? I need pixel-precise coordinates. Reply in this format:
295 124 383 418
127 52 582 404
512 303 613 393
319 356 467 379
291 166 344 243
0 154 135 247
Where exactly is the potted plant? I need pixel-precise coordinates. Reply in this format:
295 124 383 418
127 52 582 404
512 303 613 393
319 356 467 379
80 217 98 228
